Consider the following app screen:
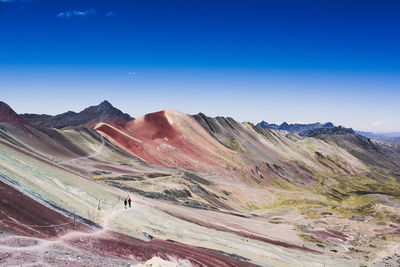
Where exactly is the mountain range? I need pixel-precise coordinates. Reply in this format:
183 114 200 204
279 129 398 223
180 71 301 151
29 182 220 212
1 100 400 266
19 100 133 128
356 131 400 143
257 121 336 136
257 120 400 144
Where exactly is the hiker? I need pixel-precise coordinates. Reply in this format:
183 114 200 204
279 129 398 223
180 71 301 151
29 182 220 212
128 197 132 208
124 198 127 209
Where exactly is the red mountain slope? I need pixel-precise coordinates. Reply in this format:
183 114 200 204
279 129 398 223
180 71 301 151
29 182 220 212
0 101 25 124
95 109 236 172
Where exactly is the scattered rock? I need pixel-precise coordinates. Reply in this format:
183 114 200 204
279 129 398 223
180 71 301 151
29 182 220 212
146 173 169 178
188 184 209 197
92 170 112 176
182 172 212 185
349 215 365 221
163 188 192 198
142 232 154 240
157 143 177 153
133 256 178 267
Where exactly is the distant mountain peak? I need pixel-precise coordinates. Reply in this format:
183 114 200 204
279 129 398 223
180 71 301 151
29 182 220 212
356 131 400 144
256 121 279 129
100 99 112 106
279 122 290 130
98 100 113 110
20 101 134 128
257 120 336 136
307 126 355 137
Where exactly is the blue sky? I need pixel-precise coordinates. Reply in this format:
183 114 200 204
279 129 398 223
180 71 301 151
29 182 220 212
1 0 399 132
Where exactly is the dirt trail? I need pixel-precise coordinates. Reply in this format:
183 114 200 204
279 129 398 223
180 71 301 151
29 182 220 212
0 207 135 267
66 136 105 163
0 207 127 251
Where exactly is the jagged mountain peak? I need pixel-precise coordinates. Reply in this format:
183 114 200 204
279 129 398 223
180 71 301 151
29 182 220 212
99 100 112 107
83 100 114 112
307 126 355 137
96 100 115 112
258 120 336 136
19 101 134 128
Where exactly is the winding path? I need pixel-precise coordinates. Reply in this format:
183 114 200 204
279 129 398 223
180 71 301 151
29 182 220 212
0 207 131 265
65 136 105 163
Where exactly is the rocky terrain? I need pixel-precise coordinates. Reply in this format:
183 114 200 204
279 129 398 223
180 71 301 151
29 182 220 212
1 100 400 266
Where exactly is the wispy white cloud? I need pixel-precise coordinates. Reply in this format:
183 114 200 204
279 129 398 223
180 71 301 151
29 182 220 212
105 11 116 17
372 121 388 127
370 121 398 132
128 72 136 75
57 9 96 19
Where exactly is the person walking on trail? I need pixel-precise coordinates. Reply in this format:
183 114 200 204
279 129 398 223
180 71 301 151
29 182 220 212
128 197 132 208
124 198 127 209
